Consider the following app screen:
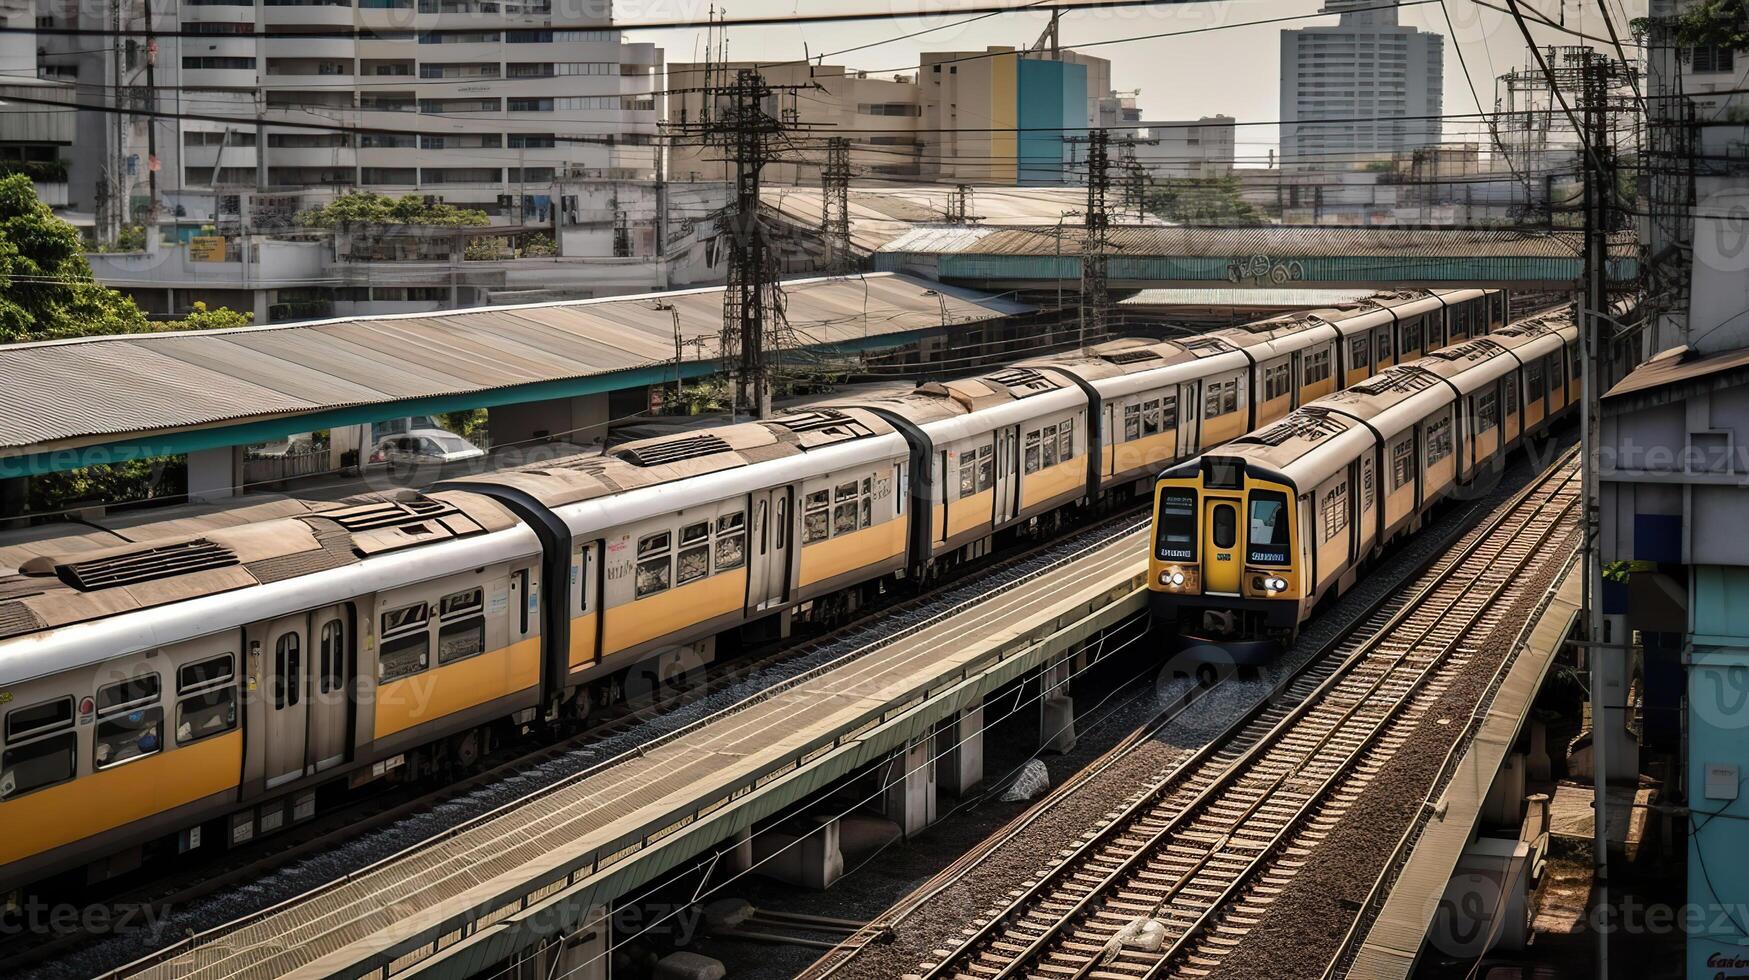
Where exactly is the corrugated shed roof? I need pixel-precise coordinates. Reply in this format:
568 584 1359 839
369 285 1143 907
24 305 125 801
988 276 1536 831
1602 342 1749 405
763 183 1158 252
1118 287 1383 307
879 224 1635 259
0 273 1029 456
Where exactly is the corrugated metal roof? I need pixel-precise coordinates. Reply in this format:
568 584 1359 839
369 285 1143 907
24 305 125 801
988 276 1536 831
0 273 1030 457
879 224 1636 258
1602 342 1749 405
1118 287 1383 307
763 183 1162 252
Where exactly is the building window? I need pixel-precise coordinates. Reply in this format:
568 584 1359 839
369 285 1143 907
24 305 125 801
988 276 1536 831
1691 46 1736 74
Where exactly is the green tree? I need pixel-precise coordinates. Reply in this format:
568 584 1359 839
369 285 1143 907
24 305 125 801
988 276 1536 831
1144 176 1267 225
0 173 150 343
174 301 253 331
296 192 490 229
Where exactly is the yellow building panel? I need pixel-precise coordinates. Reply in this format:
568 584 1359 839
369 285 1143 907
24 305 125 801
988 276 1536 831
947 488 994 539
376 636 541 739
0 729 241 867
1024 460 1083 507
800 519 907 588
603 569 747 656
989 52 1018 183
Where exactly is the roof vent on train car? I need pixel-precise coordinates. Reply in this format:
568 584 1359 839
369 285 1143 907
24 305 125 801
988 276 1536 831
1100 349 1163 365
51 539 240 591
1245 410 1349 447
613 433 734 467
327 496 460 533
1425 339 1505 362
771 409 873 438
986 367 1056 393
1179 337 1231 356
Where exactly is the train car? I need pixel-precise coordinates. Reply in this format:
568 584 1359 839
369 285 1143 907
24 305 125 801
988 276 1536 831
0 492 541 889
1149 308 1580 660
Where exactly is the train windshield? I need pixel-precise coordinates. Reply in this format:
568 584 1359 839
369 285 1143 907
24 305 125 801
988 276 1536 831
1247 490 1291 565
1156 491 1196 561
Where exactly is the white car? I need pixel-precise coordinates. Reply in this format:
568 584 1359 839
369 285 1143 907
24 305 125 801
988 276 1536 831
370 429 486 471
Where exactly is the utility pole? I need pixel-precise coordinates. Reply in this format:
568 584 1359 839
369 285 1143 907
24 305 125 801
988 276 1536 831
711 69 787 418
1080 128 1112 349
821 136 852 274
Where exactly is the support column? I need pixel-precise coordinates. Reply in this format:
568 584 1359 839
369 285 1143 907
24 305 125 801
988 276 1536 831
936 702 984 798
751 816 842 890
1040 659 1076 754
186 446 240 503
1598 613 1639 781
882 736 937 839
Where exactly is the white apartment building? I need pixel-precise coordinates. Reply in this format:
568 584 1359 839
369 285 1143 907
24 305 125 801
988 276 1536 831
1133 116 1236 179
10 0 661 240
1279 0 1443 167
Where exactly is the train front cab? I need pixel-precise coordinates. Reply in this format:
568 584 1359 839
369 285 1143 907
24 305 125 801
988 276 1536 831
1149 456 1303 653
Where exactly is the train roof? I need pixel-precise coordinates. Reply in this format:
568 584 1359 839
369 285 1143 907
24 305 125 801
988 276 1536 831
1184 407 1379 490
1408 337 1523 394
1319 364 1456 435
0 490 522 642
448 408 898 508
1018 334 1248 389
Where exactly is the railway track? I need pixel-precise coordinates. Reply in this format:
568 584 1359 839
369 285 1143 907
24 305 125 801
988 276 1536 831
911 451 1581 980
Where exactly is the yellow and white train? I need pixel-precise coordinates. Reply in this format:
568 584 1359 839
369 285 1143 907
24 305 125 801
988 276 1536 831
0 289 1508 891
1149 307 1589 659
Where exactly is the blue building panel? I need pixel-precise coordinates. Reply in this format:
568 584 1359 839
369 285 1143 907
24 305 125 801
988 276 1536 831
1688 566 1749 980
1017 60 1074 186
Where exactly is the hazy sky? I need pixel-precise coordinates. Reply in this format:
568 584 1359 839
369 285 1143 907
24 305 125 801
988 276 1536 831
624 0 1645 163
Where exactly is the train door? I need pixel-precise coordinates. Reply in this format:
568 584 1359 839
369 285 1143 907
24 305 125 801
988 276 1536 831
573 541 601 668
750 487 793 610
994 427 1020 524
1180 382 1201 457
261 613 309 789
307 604 351 774
1202 497 1242 595
1103 401 1118 478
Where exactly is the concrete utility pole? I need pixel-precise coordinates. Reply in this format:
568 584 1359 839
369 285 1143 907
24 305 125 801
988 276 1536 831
821 136 852 274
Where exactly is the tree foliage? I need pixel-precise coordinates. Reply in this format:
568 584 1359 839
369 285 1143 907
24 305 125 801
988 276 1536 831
1634 0 1749 49
0 175 254 344
296 192 490 229
1144 176 1267 226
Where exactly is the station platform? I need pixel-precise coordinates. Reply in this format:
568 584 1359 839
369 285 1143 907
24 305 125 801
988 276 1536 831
111 526 1152 980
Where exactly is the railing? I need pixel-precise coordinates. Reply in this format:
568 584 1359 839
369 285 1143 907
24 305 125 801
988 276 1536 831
242 448 332 486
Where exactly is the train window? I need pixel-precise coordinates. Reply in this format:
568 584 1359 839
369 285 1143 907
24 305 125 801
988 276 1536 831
1504 381 1517 418
715 512 746 570
833 485 859 536
1024 432 1041 474
1392 438 1415 489
177 656 233 693
681 521 710 546
1377 329 1393 361
677 540 711 586
775 497 788 549
804 490 831 544
438 587 486 665
1264 364 1292 401
1404 319 1424 353
1212 505 1236 549
1363 463 1375 510
1 731 75 799
177 688 237 745
1303 349 1332 387
274 634 301 710
6 696 73 741
1476 391 1498 433
319 621 344 695
1426 416 1454 464
1321 483 1350 542
976 444 994 491
959 456 977 498
1205 380 1238 418
1161 394 1178 430
1224 381 1239 415
1155 491 1196 561
379 603 431 683
1041 425 1058 468
1248 491 1291 564
635 531 673 598
96 674 160 714
1060 419 1074 461
1204 385 1221 418
1124 404 1142 441
94 675 163 770
1349 337 1369 369
1142 401 1162 437
1550 354 1566 392
1527 363 1545 400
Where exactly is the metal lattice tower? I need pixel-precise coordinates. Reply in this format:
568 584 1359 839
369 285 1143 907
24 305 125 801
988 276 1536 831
711 69 786 418
822 136 852 274
1080 128 1112 348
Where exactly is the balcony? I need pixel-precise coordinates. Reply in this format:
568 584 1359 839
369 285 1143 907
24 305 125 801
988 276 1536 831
262 0 356 28
262 36 358 59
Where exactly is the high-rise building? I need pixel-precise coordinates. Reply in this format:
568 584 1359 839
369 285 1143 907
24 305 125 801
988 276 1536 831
1278 0 1443 167
7 0 661 240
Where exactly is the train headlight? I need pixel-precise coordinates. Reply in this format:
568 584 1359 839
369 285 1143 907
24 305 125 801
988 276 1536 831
1263 576 1288 593
1159 567 1187 588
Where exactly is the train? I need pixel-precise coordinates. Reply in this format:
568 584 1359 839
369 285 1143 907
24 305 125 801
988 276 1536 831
1148 306 1591 661
0 288 1509 893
